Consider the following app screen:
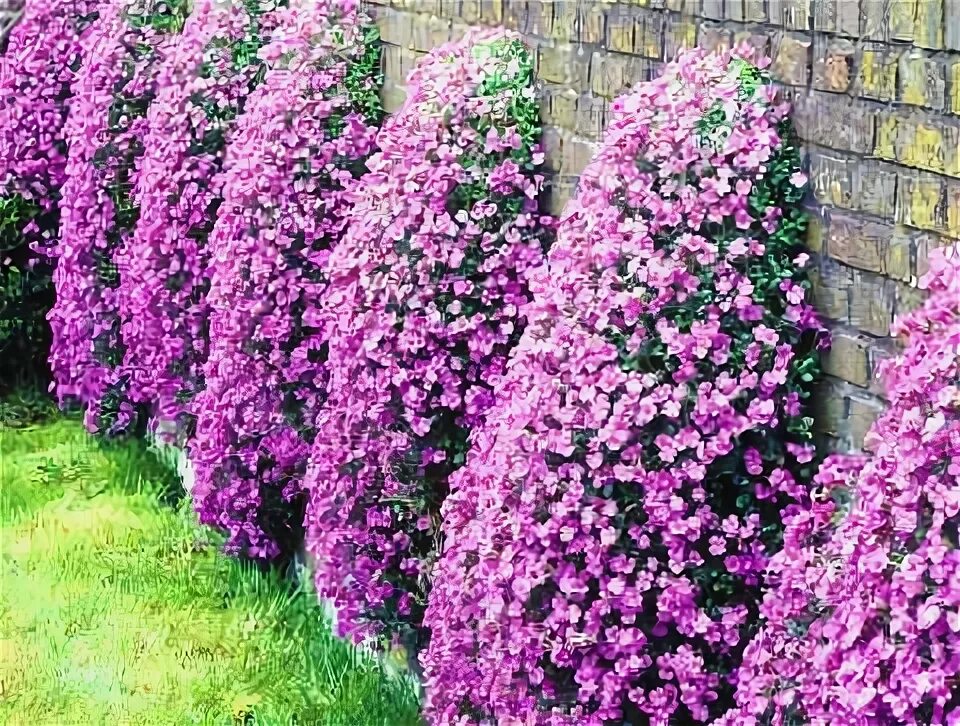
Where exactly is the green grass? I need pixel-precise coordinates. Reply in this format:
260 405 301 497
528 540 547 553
0 410 422 725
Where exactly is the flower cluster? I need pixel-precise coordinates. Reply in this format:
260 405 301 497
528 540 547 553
188 0 382 561
0 0 102 380
723 246 960 726
420 46 822 725
110 0 283 438
302 30 550 647
49 0 186 429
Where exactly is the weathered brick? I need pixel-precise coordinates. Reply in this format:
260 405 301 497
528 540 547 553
606 5 636 53
700 0 724 21
376 8 412 47
698 23 734 53
895 279 929 317
849 269 896 336
847 393 885 450
826 214 889 274
813 0 860 35
561 135 596 176
664 15 698 58
591 51 622 98
888 0 918 42
744 0 767 23
858 44 899 102
460 0 481 24
636 10 664 58
884 227 913 282
946 179 960 238
823 329 872 387
812 379 847 448
578 3 607 44
381 43 403 82
725 0 745 22
543 84 580 129
811 151 856 210
549 1 575 40
545 175 577 216
541 127 564 173
950 58 960 114
861 0 890 40
874 112 898 160
914 0 944 49
854 159 897 218
734 29 772 57
798 94 874 155
768 0 811 31
814 36 855 92
914 230 953 278
896 170 946 233
520 0 546 36
478 0 504 25
806 213 825 254
411 14 452 52
576 94 608 139
539 44 590 88
949 0 960 50
809 257 853 322
771 32 812 86
381 81 407 114
899 51 946 110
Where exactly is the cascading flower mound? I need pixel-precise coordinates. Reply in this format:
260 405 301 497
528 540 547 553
420 46 822 725
0 0 102 381
110 0 283 438
723 247 960 726
50 0 187 430
188 0 382 561
303 30 550 647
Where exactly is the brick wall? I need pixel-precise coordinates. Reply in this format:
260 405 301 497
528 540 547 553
366 0 959 452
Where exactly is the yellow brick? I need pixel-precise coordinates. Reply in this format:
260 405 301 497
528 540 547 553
903 122 946 174
889 0 917 42
860 49 897 101
884 234 912 281
638 20 660 58
951 63 960 115
947 183 960 239
900 58 929 106
907 175 945 231
875 115 898 160
807 214 825 254
608 21 634 53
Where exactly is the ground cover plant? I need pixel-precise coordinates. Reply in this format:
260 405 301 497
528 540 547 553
420 45 822 725
189 0 383 562
50 0 188 431
0 0 103 384
0 404 422 725
302 29 551 652
722 245 960 726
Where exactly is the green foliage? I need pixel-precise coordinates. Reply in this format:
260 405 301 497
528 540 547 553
0 413 423 724
0 195 53 390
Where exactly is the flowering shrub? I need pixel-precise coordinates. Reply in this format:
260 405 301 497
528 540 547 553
110 0 283 438
188 0 382 561
49 0 186 429
302 30 550 646
723 247 960 726
0 0 102 381
420 46 822 725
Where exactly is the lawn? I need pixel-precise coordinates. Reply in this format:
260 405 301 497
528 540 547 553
0 395 422 725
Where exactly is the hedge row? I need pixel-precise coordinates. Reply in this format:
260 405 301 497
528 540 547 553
3 1 957 722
